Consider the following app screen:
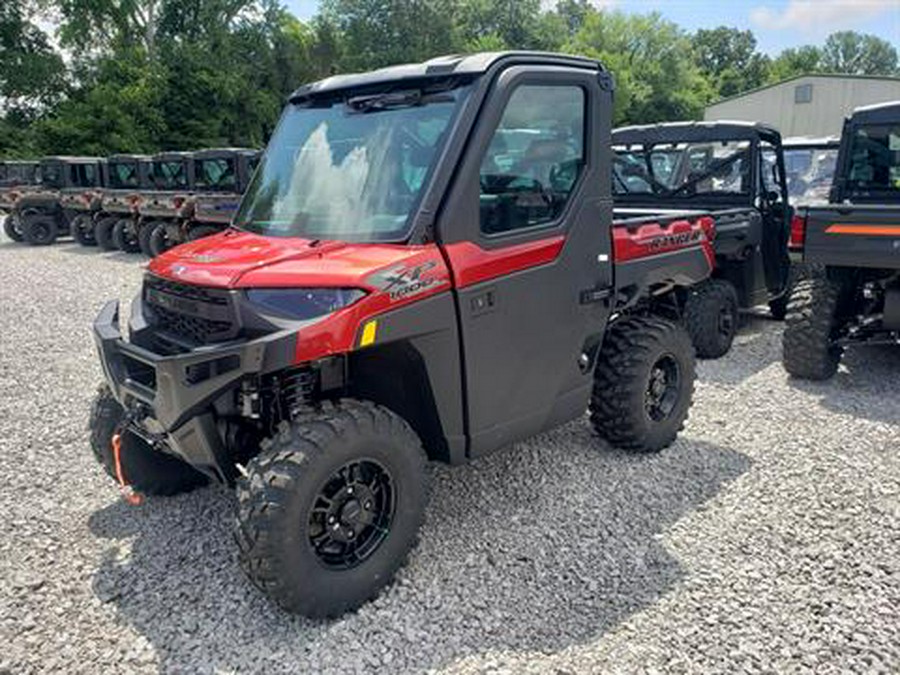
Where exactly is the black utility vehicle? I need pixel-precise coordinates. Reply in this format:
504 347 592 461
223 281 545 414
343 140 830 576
88 155 153 250
148 148 261 256
13 156 105 245
128 151 196 255
1 161 41 242
783 100 900 380
89 52 716 617
613 122 792 357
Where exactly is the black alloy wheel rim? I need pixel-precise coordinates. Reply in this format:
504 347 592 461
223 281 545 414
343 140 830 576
33 222 51 243
645 354 681 422
307 459 395 570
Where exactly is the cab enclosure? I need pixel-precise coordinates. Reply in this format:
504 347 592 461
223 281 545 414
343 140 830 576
174 147 261 244
12 156 105 245
88 155 155 251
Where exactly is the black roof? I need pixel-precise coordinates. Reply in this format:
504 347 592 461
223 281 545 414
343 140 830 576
152 151 194 162
290 51 604 102
782 136 840 149
849 100 900 125
41 155 105 164
192 147 261 159
107 153 152 162
612 120 781 146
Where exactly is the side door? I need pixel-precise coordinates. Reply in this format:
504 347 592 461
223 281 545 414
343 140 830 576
437 66 614 457
759 140 792 297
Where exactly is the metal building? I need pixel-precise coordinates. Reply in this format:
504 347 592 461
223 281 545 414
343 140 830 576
704 74 900 137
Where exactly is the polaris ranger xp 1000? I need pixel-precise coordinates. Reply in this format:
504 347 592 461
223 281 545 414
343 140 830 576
89 53 716 617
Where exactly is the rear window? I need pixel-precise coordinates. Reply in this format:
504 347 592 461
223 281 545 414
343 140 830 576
845 124 900 196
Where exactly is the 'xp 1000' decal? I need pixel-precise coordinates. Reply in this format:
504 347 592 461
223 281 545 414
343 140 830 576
370 260 448 301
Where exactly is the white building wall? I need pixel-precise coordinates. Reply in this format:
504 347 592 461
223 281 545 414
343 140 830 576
704 76 900 137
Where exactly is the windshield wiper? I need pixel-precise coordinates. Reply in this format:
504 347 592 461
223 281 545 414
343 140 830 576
347 90 423 113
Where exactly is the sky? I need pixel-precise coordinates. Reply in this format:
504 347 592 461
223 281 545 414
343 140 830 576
284 0 900 55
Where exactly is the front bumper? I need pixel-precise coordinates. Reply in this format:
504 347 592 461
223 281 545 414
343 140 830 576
93 299 297 481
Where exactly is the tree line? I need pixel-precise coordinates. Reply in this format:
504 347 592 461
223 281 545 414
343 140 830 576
1 0 897 158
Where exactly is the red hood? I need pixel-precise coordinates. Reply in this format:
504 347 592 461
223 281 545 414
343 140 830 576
148 229 437 289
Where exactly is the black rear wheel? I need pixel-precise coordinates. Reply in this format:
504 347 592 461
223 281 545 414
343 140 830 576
88 385 208 495
94 216 119 251
3 215 24 242
683 279 739 359
235 399 428 617
590 316 696 452
112 219 141 253
782 276 846 380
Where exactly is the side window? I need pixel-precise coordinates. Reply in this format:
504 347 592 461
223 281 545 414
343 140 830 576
479 85 585 235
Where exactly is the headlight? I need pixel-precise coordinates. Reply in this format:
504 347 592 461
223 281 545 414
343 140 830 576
245 288 366 321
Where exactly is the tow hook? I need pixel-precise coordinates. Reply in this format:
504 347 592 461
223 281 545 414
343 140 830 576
111 432 143 506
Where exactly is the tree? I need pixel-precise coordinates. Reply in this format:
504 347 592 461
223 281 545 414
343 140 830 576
692 27 770 98
821 31 898 76
320 0 460 72
566 10 713 124
768 45 822 82
0 1 66 119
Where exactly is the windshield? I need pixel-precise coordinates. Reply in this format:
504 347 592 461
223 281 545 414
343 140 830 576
845 123 900 197
614 140 751 198
195 157 237 191
40 162 64 188
151 160 189 190
780 147 838 202
235 83 470 241
109 161 140 189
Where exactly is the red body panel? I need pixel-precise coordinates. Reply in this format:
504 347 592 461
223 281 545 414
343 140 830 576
613 216 716 268
150 230 452 363
443 236 565 287
147 215 713 365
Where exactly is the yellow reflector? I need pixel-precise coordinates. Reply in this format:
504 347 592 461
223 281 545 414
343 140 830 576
360 320 378 347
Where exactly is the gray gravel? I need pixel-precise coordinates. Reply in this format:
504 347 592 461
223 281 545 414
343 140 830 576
1 229 898 674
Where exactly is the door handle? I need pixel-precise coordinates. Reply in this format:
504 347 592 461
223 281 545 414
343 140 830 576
470 290 496 316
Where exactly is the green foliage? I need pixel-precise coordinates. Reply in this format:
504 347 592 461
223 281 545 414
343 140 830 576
566 11 712 124
768 45 823 82
693 27 770 98
2 0 899 158
821 31 898 76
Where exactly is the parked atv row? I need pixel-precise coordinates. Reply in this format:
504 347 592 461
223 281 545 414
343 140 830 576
0 149 260 255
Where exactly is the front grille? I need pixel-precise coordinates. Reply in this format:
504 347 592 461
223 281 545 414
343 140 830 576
144 276 237 346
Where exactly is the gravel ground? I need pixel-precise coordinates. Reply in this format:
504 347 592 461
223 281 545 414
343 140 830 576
1 230 898 674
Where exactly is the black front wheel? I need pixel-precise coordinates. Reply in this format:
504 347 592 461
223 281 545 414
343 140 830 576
94 216 119 251
22 214 59 246
590 316 696 452
112 219 141 253
235 399 428 617
148 222 176 257
70 214 97 246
